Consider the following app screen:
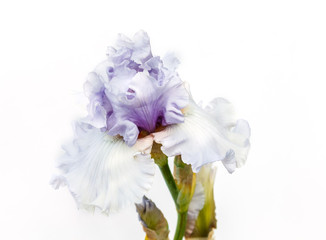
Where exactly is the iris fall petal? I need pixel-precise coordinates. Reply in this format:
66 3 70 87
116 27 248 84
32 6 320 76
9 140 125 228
153 99 250 173
52 122 155 214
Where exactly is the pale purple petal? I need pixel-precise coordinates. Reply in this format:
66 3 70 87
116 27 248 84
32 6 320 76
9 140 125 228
113 30 152 64
84 31 189 145
162 53 180 71
83 72 112 128
105 70 188 146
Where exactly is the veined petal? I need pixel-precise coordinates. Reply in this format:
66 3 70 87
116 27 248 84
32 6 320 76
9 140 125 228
84 31 189 146
52 122 155 214
153 99 250 173
105 70 188 146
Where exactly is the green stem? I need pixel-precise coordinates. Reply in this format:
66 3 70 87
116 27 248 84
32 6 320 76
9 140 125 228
158 163 179 206
158 162 188 240
174 211 188 240
152 146 190 240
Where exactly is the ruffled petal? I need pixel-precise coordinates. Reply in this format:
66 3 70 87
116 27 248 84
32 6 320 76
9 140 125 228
113 30 152 64
84 31 189 146
52 122 155 214
105 70 188 146
162 53 180 72
204 98 236 128
153 99 250 173
83 72 112 129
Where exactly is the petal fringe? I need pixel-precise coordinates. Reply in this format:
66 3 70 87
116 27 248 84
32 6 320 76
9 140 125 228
153 99 250 173
52 122 155 214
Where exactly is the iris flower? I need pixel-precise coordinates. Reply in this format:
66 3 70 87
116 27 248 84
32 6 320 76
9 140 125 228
52 31 250 216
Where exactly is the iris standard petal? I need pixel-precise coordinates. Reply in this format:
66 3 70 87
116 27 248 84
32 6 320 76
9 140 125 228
52 122 155 214
104 68 188 146
153 99 250 173
84 31 189 146
83 72 113 129
115 30 152 64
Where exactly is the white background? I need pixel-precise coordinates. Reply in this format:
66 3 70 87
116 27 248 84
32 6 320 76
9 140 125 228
0 0 326 239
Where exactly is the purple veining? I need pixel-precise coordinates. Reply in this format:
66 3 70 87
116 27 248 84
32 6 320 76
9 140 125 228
83 31 189 146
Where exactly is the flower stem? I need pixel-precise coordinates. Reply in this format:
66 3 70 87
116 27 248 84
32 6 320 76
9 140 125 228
158 163 188 240
158 163 179 206
152 143 189 239
174 211 188 240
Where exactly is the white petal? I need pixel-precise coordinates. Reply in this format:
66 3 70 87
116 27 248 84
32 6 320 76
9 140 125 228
186 180 205 236
205 98 236 128
153 100 250 173
52 122 155 214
